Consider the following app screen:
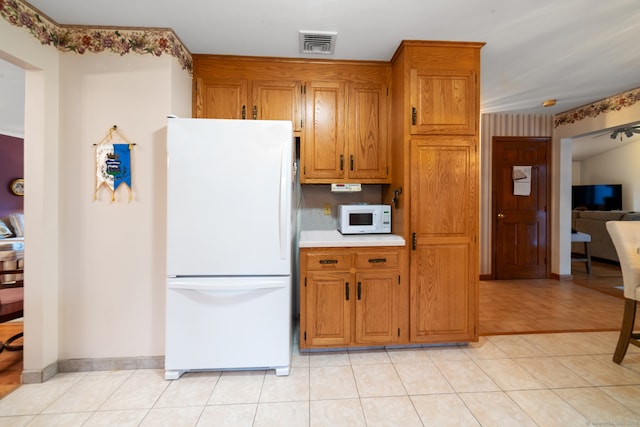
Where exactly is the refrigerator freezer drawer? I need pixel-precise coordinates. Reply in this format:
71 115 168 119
165 276 291 379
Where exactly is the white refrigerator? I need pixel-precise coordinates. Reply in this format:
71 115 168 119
165 118 294 380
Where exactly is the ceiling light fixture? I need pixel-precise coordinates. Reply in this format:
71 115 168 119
609 126 640 141
542 99 556 107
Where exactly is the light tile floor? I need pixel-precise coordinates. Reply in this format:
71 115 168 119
2 331 640 426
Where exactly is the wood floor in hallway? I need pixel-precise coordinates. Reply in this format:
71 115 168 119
480 259 630 335
0 260 630 398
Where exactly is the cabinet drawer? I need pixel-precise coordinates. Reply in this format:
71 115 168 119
355 251 399 269
306 253 351 270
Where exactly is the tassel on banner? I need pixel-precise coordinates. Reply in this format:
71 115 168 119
94 126 135 202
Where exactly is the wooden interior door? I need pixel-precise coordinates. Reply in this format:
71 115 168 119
492 137 550 279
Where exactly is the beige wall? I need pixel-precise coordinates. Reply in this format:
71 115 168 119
0 17 192 380
1 17 61 381
57 53 191 359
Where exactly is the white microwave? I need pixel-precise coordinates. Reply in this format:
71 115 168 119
338 204 391 234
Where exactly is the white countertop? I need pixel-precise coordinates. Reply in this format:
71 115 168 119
299 230 405 248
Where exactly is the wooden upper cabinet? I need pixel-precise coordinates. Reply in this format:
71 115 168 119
409 69 477 135
252 80 302 131
195 77 248 119
301 81 390 183
195 77 302 131
192 55 391 184
347 83 390 181
302 81 346 181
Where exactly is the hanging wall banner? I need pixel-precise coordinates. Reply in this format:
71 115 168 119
95 143 133 202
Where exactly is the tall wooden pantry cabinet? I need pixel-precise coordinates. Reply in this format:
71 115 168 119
387 41 484 344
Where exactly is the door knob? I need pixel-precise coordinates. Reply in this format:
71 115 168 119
497 213 505 219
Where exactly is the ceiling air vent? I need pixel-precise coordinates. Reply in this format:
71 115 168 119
299 31 337 55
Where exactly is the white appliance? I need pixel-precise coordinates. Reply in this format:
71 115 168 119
338 204 391 234
165 118 294 380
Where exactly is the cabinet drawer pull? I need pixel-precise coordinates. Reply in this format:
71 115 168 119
339 154 344 171
357 282 362 300
346 282 350 301
368 258 387 264
319 259 338 265
411 107 417 125
242 105 246 120
252 105 258 120
350 155 354 171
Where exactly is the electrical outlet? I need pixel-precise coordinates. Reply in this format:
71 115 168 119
323 203 332 215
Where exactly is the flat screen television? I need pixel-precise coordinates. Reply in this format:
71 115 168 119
572 184 622 211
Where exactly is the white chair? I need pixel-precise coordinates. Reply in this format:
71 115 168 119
606 221 640 363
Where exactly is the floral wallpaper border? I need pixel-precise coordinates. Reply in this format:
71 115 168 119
555 87 640 127
0 0 192 73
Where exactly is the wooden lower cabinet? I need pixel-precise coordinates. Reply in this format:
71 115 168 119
300 247 402 349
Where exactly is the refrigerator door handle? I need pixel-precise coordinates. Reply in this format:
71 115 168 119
168 280 286 291
278 145 288 260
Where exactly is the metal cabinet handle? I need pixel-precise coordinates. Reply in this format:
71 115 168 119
340 154 344 171
242 105 246 120
357 282 362 300
497 213 505 219
319 259 338 265
412 232 417 250
252 105 257 120
411 107 417 125
368 258 387 264
346 282 350 300
350 155 354 171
